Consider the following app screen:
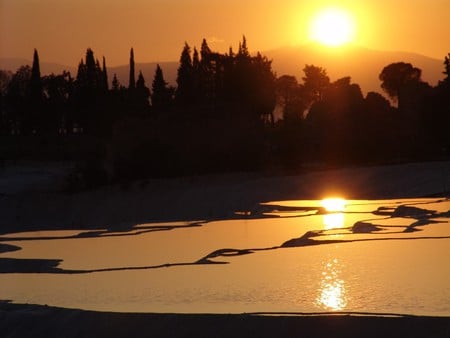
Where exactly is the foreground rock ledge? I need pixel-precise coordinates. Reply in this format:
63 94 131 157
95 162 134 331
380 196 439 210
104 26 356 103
0 302 449 338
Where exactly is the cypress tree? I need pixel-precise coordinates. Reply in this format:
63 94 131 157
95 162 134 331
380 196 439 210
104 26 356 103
102 56 108 90
175 42 193 104
85 48 97 87
26 49 43 134
30 48 42 102
129 48 136 90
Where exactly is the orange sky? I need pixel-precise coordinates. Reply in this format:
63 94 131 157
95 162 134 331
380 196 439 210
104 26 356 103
1 0 449 66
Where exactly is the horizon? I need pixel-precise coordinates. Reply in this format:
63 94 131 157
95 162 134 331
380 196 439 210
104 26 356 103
0 42 445 70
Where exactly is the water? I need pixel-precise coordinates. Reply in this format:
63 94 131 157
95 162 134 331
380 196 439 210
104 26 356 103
1 198 449 315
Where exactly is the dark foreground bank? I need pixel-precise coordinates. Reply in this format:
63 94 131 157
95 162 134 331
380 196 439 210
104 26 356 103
1 302 449 338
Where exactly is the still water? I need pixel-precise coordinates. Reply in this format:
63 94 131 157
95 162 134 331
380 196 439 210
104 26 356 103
1 198 449 315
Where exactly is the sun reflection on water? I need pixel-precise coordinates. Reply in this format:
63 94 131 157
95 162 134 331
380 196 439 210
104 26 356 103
316 258 347 311
322 198 346 229
323 213 345 229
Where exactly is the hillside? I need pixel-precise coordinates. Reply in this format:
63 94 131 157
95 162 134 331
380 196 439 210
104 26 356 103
0 57 76 77
265 44 443 94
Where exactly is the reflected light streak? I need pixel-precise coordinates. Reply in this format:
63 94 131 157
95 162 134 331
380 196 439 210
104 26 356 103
322 198 346 229
316 258 347 311
323 213 345 229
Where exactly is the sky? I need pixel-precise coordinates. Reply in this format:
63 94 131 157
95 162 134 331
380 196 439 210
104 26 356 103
1 0 449 67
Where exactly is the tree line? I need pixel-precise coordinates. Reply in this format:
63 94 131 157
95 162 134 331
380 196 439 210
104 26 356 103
0 37 449 186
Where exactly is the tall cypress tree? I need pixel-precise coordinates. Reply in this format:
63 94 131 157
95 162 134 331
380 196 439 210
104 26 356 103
102 56 108 90
28 48 44 134
85 48 97 87
30 48 42 103
129 48 136 90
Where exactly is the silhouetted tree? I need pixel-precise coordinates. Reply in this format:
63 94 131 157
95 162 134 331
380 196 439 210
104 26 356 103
379 62 422 103
26 49 45 133
197 38 221 106
302 65 330 106
276 75 306 121
306 76 365 163
421 54 450 157
42 71 73 134
129 48 135 90
135 71 150 111
102 56 108 90
4 66 31 134
111 73 120 92
151 64 172 112
443 53 450 82
238 35 250 57
30 49 43 103
73 48 108 134
175 43 194 105
0 70 13 135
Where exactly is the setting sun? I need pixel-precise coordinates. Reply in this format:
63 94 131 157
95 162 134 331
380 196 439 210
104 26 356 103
309 8 356 47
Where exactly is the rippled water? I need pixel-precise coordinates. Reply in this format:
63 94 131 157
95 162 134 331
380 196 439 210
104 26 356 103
0 198 449 315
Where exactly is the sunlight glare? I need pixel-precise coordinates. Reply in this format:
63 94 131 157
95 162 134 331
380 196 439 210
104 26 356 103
309 8 355 47
321 198 346 212
316 258 347 311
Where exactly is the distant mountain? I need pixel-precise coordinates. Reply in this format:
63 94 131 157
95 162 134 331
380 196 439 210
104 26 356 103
0 57 178 88
264 44 444 94
0 57 76 76
1 45 444 95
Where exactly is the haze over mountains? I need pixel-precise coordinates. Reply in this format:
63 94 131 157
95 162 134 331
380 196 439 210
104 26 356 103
0 44 444 95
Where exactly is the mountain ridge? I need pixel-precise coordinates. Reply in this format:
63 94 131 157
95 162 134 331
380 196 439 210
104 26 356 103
1 45 444 95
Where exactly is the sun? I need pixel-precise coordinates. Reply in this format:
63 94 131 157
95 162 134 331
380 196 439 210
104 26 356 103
309 8 355 47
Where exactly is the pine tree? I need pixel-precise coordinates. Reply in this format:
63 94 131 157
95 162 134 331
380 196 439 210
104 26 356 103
175 42 194 105
152 64 171 111
129 48 136 90
200 38 212 60
76 59 86 84
199 39 216 103
238 35 249 57
444 53 450 82
135 70 150 110
192 47 200 71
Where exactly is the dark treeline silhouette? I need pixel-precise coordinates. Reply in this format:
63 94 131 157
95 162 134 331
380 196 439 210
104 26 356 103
0 40 449 188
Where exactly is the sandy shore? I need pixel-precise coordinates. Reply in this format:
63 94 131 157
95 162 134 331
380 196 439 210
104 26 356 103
0 302 449 338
